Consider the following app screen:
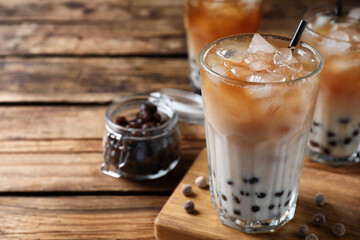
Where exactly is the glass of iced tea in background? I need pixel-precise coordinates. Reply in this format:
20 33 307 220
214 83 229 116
302 2 360 165
200 33 323 233
184 0 263 94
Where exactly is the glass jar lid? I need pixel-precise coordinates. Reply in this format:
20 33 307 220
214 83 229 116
150 88 204 124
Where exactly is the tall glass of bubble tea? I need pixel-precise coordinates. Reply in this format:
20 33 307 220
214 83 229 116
302 2 360 165
184 0 263 94
200 33 324 233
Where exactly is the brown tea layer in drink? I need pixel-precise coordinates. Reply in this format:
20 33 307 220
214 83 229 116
201 34 322 223
304 7 360 159
202 34 320 142
184 0 263 92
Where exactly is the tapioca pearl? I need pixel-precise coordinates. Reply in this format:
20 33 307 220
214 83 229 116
322 147 331 155
249 177 259 184
353 129 359 137
344 137 352 145
328 140 337 147
233 195 241 204
338 118 351 124
268 204 275 210
224 209 228 213
287 191 292 198
240 191 249 196
241 177 259 184
222 194 227 201
256 192 266 199
284 199 290 207
227 180 233 185
252 205 260 213
275 190 284 197
312 121 320 127
233 209 241 216
309 140 320 148
278 203 281 208
327 131 335 138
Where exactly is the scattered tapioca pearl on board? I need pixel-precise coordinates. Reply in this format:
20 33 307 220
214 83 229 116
221 194 227 201
296 224 309 237
314 193 326 206
268 204 275 210
332 223 346 237
313 213 326 226
183 200 195 213
227 180 233 185
181 184 192 196
195 176 207 188
305 233 319 240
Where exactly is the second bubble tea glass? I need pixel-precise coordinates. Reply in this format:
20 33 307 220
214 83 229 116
184 0 264 94
200 33 323 233
302 2 360 165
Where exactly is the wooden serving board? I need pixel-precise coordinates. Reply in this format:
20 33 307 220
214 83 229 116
155 149 360 240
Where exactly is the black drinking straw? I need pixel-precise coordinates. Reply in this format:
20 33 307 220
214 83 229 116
336 0 343 16
288 20 308 48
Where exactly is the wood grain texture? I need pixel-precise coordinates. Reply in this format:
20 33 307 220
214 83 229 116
0 195 166 239
0 142 204 192
0 0 183 22
155 149 360 240
0 106 205 141
0 0 185 55
0 21 185 55
0 0 334 56
0 105 205 192
0 57 189 103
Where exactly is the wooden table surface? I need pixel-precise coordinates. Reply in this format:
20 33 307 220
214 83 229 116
0 0 351 239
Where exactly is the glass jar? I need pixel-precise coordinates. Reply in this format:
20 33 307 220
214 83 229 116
101 93 181 180
101 89 203 180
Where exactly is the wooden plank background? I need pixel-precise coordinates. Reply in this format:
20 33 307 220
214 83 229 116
0 0 347 239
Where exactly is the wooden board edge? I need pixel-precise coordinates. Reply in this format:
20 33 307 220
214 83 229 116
154 149 208 240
